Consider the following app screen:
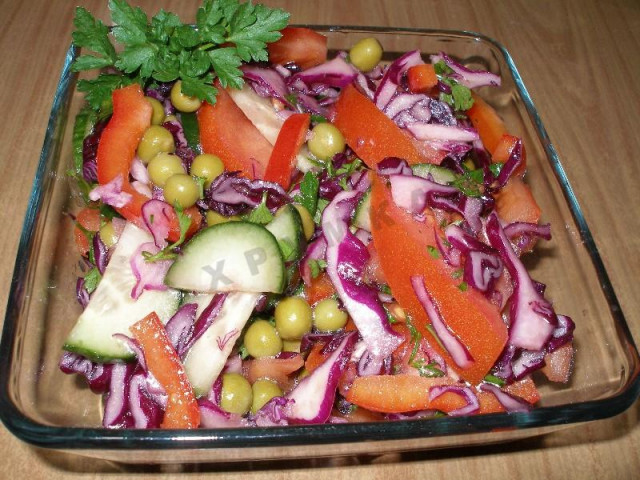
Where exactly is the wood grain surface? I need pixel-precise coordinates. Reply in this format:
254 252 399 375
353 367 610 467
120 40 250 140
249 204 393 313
0 0 638 478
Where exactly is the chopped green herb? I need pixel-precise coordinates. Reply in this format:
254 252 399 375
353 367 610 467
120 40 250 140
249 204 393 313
308 259 327 279
310 114 328 124
83 267 102 294
142 203 191 261
379 284 392 295
451 269 463 279
411 358 445 378
427 245 440 259
313 197 330 224
458 281 468 292
484 374 506 387
293 171 319 216
244 193 274 225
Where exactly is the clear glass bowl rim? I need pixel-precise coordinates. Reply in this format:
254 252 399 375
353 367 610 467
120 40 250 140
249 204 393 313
0 24 638 450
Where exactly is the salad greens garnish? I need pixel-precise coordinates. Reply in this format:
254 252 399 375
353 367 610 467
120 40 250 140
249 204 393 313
142 204 191 261
308 259 327 279
293 171 320 216
244 192 274 225
72 0 289 111
433 60 474 111
411 358 445 378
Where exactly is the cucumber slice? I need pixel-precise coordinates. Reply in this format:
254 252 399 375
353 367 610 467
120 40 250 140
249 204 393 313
412 163 457 184
352 188 371 231
184 292 260 396
64 223 182 362
165 221 286 293
266 204 306 262
179 112 201 154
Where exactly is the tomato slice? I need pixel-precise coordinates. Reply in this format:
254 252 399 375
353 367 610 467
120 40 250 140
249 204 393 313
370 176 508 385
264 113 310 189
197 85 273 179
407 64 438 94
267 27 328 70
73 207 102 256
130 312 200 429
333 84 445 168
494 177 541 225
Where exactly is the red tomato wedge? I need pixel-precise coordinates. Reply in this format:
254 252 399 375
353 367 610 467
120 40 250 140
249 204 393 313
267 27 328 70
305 272 336 306
477 377 541 414
494 177 541 225
493 133 527 174
345 374 453 413
74 207 102 256
245 354 304 390
130 312 200 429
96 84 152 231
466 93 508 155
333 84 444 168
198 85 273 179
264 113 310 189
370 176 508 385
407 64 438 94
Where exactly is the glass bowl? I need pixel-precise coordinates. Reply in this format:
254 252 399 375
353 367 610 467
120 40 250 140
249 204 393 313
1 26 638 464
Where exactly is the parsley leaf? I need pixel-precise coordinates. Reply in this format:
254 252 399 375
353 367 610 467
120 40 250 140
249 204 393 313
71 0 290 111
308 259 327 279
244 193 274 225
293 171 320 216
83 267 102 294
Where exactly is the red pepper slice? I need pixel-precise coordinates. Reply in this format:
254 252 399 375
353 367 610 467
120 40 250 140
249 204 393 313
370 176 508 385
96 84 198 242
264 113 310 189
333 84 445 168
130 312 200 429
96 84 152 231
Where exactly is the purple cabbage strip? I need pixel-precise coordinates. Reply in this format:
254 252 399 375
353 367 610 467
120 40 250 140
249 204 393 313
81 117 109 183
285 332 357 424
242 65 292 107
322 190 403 362
252 396 291 427
486 213 557 350
495 138 524 187
479 382 531 413
431 52 501 89
59 352 111 393
75 277 90 308
128 371 164 428
428 385 479 416
300 235 327 286
374 50 424 110
187 293 229 351
129 242 172 299
547 314 575 353
164 303 198 358
377 157 413 175
406 123 480 143
411 275 475 369
102 362 136 428
200 172 290 217
141 199 174 249
88 175 132 209
429 99 457 126
290 55 358 89
198 398 247 428
163 118 195 169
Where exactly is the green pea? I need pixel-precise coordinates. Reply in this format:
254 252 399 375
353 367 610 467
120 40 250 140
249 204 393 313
307 123 345 161
244 319 282 358
349 37 383 72
275 297 312 340
251 379 282 414
163 173 200 208
220 373 252 415
137 125 175 164
171 80 202 113
191 153 224 187
313 298 348 332
147 152 185 187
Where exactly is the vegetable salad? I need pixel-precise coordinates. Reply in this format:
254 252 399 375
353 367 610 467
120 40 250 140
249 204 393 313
62 0 575 429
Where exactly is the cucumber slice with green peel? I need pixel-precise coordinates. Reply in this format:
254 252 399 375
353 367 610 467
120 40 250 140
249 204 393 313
165 221 286 294
352 188 371 231
412 163 457 184
184 291 260 396
266 204 306 262
64 223 182 362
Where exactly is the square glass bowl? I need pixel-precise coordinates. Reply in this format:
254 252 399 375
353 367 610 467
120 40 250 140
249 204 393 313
1 26 639 464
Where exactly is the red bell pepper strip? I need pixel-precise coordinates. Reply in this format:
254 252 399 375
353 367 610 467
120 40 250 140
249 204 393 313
96 84 198 242
407 64 438 94
370 176 508 385
197 84 273 180
264 113 310 189
345 374 453 413
333 84 445 168
267 27 328 70
130 312 200 429
96 84 152 231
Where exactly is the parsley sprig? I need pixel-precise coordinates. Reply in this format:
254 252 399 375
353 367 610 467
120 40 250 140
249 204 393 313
72 0 289 111
433 60 474 111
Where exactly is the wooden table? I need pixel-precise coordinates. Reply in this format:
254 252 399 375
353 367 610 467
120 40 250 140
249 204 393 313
1 0 638 477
